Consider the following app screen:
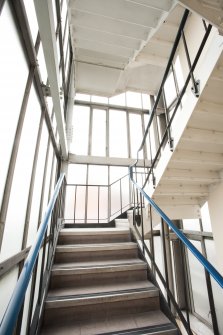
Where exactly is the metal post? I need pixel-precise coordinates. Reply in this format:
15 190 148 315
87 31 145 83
181 30 200 97
161 218 172 307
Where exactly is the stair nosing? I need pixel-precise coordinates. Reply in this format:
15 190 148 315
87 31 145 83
45 288 159 309
97 323 177 335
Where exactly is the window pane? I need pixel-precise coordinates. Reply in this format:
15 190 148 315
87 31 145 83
110 167 128 184
109 93 126 106
142 94 151 110
1 85 41 261
75 93 90 101
109 110 128 158
164 72 177 107
187 241 211 323
24 0 39 43
71 106 90 155
67 164 87 184
88 165 108 185
205 239 223 334
26 121 49 247
126 91 142 108
91 109 106 157
0 2 29 209
91 95 108 104
201 202 212 232
129 113 143 158
183 219 200 231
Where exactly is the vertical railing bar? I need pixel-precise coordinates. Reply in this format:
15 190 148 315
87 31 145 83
98 186 100 224
181 242 192 333
181 30 197 93
161 218 171 307
120 179 122 214
149 204 155 274
140 193 145 255
74 185 77 223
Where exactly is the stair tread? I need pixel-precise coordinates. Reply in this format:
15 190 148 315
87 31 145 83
41 310 174 335
48 280 156 298
51 262 147 275
52 258 145 268
56 242 137 252
45 289 159 308
60 228 130 235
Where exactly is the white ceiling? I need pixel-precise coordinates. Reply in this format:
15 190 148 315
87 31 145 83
68 0 186 97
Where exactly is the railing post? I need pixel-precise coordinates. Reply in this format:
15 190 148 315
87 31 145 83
120 179 122 214
181 30 200 97
98 186 100 224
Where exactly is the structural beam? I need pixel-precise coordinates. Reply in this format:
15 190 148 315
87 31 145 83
69 153 151 167
34 0 68 159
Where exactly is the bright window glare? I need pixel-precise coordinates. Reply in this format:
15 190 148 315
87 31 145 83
142 93 151 110
126 91 142 108
71 106 90 155
109 93 126 106
91 95 108 104
75 93 90 101
91 109 106 157
109 109 128 158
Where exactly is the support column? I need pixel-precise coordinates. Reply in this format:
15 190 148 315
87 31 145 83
208 182 223 275
34 0 68 159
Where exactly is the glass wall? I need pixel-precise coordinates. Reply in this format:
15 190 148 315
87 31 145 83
71 91 151 160
0 0 71 332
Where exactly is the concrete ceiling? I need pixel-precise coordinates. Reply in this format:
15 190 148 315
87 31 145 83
68 0 186 97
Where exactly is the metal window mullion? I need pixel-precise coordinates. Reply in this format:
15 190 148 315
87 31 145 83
37 137 51 229
126 111 131 158
88 106 93 156
85 165 89 224
141 112 147 159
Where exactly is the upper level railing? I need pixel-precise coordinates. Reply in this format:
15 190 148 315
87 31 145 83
131 9 212 188
0 174 66 335
64 172 148 225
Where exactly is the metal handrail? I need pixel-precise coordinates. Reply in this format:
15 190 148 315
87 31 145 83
129 169 223 289
0 173 65 335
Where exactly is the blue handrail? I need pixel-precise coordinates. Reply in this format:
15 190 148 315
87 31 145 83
129 168 223 289
0 173 65 335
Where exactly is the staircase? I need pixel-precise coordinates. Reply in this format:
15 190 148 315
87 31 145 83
40 224 179 334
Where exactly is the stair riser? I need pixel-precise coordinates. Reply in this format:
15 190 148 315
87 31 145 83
58 233 131 245
54 249 139 264
50 269 147 289
43 296 160 327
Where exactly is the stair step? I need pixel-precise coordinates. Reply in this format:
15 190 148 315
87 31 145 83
48 280 156 298
50 262 148 291
54 242 139 264
58 228 131 244
43 290 161 329
51 258 145 268
41 310 177 335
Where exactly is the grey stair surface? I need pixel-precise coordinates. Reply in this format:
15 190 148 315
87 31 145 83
40 228 179 335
